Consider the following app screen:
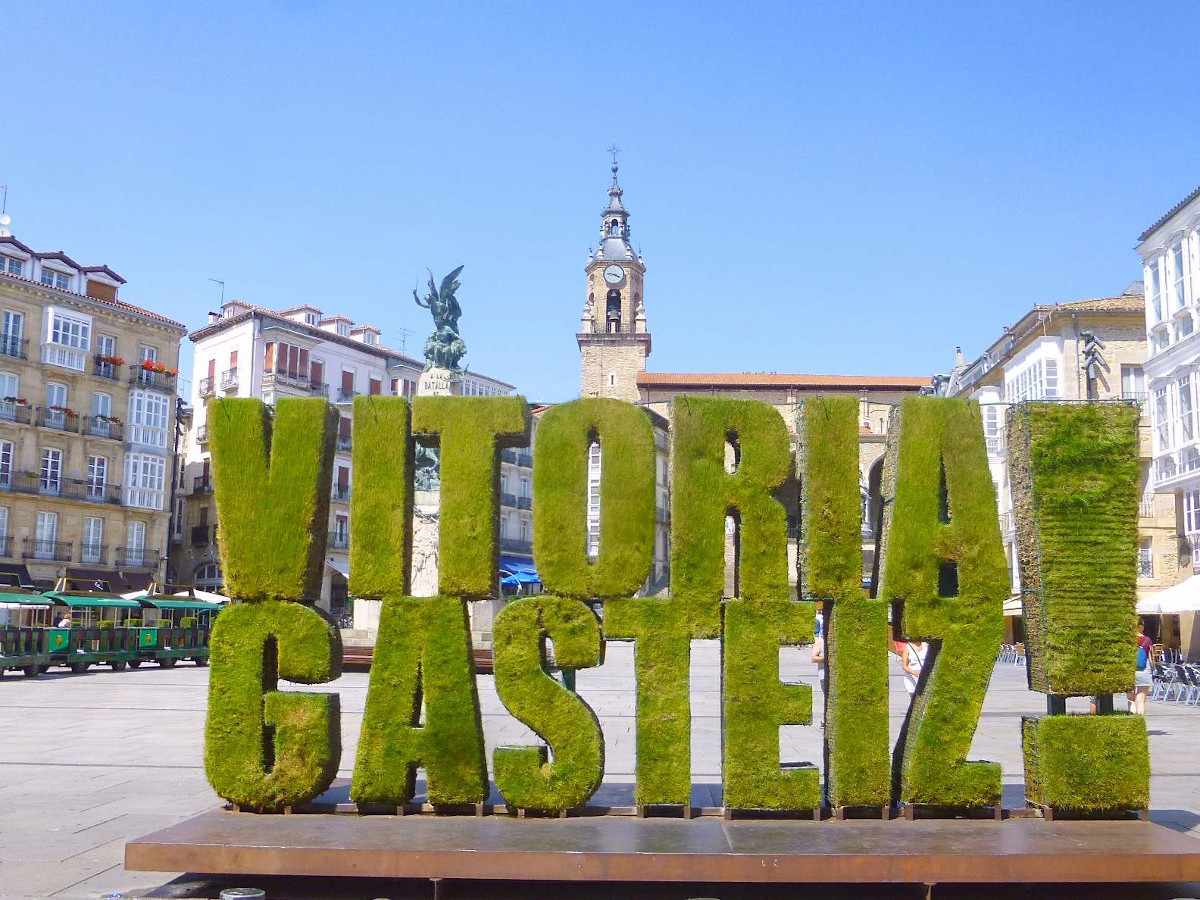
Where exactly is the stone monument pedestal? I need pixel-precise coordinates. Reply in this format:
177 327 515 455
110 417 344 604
418 366 462 397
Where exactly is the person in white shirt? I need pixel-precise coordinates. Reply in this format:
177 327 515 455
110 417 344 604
902 641 928 696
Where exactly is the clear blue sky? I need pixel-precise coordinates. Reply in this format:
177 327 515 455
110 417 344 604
3 2 1197 401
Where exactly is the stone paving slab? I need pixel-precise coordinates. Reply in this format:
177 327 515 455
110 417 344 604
1 645 1199 898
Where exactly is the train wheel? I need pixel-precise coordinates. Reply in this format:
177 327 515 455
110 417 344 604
129 659 142 668
37 664 49 674
22 666 40 678
194 657 209 667
160 657 177 669
110 661 128 672
70 662 90 674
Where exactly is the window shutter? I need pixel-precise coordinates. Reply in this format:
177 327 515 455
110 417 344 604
369 378 381 396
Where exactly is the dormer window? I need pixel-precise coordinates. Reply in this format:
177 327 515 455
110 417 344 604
1 256 21 277
304 312 319 326
364 331 378 346
337 322 350 337
39 268 70 291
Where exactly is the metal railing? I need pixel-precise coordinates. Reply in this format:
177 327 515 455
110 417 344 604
501 449 533 467
331 486 351 501
35 407 80 432
220 368 239 390
328 531 349 551
130 369 176 392
117 547 160 569
193 475 212 493
0 334 27 360
0 535 13 558
79 544 107 565
92 356 120 380
0 472 122 504
22 538 72 561
0 402 32 425
198 377 215 397
191 524 211 546
308 381 329 397
1140 499 1156 518
500 537 532 554
82 416 123 441
500 492 518 508
336 388 358 403
195 424 208 443
337 436 352 452
1138 549 1154 579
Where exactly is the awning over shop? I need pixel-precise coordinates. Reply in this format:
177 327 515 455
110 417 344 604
45 594 142 609
64 568 153 595
1138 575 1200 614
137 598 223 611
500 555 540 587
0 564 34 588
326 559 349 578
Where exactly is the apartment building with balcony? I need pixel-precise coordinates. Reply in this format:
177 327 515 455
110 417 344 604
174 299 514 615
942 290 1184 646
0 231 185 589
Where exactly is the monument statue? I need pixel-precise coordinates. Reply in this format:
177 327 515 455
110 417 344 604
413 265 467 371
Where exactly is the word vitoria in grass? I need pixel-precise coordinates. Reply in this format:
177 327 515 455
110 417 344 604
204 395 1148 816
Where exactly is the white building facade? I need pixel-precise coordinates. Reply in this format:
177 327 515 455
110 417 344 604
1139 187 1200 566
174 300 515 615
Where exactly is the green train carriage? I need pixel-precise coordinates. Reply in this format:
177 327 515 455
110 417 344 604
0 583 54 677
40 579 142 673
128 583 221 668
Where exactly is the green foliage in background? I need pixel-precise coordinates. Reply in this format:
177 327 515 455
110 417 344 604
605 598 693 806
412 396 529 598
722 599 820 810
670 397 791 637
1022 714 1149 814
349 396 413 598
800 397 890 809
204 601 342 811
209 397 337 602
1007 403 1141 695
533 398 656 600
351 597 488 807
879 396 1007 809
492 595 605 812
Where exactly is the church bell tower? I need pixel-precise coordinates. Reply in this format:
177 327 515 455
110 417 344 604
578 159 650 402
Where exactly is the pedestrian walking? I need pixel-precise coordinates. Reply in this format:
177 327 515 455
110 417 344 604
1129 619 1153 715
902 640 928 696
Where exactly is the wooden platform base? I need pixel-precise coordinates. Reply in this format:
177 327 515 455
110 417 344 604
125 808 1200 885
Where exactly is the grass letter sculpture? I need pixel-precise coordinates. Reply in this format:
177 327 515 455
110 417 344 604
1009 402 1148 814
878 396 1007 810
800 397 890 810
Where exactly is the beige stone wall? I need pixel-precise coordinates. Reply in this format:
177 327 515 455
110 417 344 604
0 276 184 586
580 339 647 402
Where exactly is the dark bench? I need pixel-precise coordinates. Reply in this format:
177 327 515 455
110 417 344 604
342 644 493 674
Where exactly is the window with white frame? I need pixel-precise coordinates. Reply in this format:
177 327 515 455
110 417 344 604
125 520 146 565
304 312 319 326
82 517 104 564
39 268 70 290
983 405 1003 453
140 345 157 363
42 307 91 370
336 321 350 337
34 511 57 558
1121 365 1145 402
587 441 601 558
0 373 18 419
124 454 166 509
1179 375 1196 445
40 448 61 494
1155 386 1171 450
1186 488 1200 535
0 440 12 487
1149 262 1163 322
96 333 116 359
1 256 22 276
128 390 169 448
1138 537 1154 578
1006 358 1059 403
0 507 9 541
87 456 108 499
173 497 185 538
1173 244 1187 311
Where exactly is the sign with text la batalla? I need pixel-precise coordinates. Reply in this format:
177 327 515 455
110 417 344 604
202 393 1150 818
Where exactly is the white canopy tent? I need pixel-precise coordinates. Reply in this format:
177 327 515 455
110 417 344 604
1137 575 1200 615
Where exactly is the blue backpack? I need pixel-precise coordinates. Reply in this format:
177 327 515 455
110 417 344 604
1136 644 1149 671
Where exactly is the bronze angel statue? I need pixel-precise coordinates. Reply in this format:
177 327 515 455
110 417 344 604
413 265 467 370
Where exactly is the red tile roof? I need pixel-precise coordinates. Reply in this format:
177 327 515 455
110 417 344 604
638 372 930 390
0 270 185 330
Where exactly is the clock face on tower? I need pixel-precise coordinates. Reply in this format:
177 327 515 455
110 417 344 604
603 264 625 285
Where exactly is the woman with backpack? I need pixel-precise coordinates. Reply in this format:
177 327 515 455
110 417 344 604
1129 619 1154 715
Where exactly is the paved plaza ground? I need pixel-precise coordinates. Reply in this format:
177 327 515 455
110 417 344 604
2 642 1200 899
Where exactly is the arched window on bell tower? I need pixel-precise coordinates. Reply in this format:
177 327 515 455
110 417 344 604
606 289 622 333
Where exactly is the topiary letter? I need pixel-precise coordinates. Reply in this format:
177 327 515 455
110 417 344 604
412 396 529 598
204 601 342 811
208 397 338 602
350 396 413 598
492 595 604 812
878 396 1007 809
351 597 488 807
